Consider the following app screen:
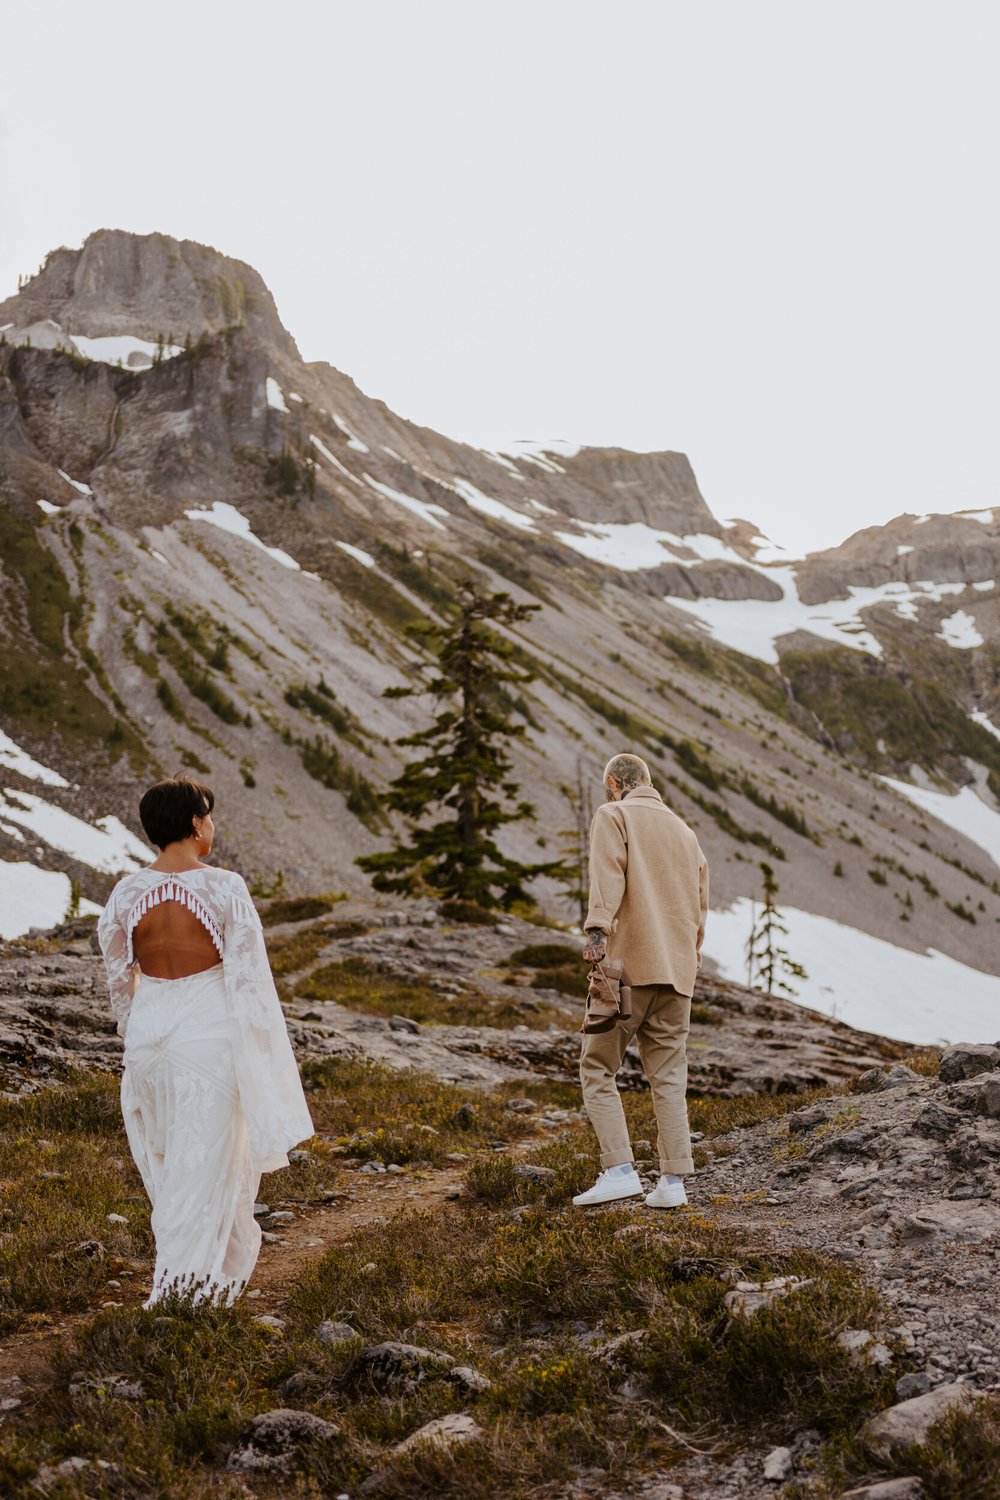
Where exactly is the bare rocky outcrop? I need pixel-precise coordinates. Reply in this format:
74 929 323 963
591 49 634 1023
0 904 904 1100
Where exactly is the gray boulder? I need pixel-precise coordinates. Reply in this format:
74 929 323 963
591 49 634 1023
358 1341 455 1392
938 1045 1000 1084
226 1408 341 1473
392 1412 483 1456
862 1381 976 1461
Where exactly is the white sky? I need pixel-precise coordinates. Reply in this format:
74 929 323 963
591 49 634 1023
1 1 997 556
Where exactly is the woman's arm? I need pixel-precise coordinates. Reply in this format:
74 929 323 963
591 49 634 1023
221 873 315 1174
97 896 138 1039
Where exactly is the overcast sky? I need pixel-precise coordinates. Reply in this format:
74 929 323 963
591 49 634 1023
1 1 996 555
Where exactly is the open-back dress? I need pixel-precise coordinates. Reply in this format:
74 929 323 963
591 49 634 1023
97 866 315 1308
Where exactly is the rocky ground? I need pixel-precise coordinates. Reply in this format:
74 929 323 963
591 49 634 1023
0 902 902 1100
3 903 997 1498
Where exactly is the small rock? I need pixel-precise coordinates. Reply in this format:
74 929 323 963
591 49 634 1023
514 1164 557 1183
226 1407 341 1473
854 1068 888 1094
881 1064 922 1089
763 1445 793 1481
862 1381 976 1461
938 1044 1000 1084
253 1202 270 1217
895 1371 933 1400
839 1480 924 1499
788 1106 828 1133
504 1098 536 1114
267 1210 296 1223
288 1149 313 1164
253 1315 286 1333
68 1373 145 1401
724 1276 813 1318
391 1411 483 1457
837 1330 893 1366
448 1364 492 1395
106 1213 129 1224
912 1103 962 1139
389 1014 421 1034
315 1320 358 1347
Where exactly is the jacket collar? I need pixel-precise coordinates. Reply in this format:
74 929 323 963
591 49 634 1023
621 785 663 804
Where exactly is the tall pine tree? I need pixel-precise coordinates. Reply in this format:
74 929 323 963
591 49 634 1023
357 583 566 909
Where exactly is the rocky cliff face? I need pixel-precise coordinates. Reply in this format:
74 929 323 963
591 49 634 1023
1 229 999 1031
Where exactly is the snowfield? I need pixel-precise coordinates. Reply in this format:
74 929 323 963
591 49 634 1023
184 501 302 570
704 898 1000 1046
0 789 149 875
879 775 1000 869
0 860 101 938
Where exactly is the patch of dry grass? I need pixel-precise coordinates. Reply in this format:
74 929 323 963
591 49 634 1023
295 957 566 1029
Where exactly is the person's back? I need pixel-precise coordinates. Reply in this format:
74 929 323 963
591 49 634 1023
587 785 708 997
574 753 709 1212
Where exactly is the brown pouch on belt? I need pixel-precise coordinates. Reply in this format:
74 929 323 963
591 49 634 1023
580 957 633 1034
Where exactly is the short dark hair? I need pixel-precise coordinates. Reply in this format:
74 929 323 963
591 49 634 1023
138 775 215 850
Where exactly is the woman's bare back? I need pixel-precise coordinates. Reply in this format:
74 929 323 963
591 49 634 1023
133 899 222 979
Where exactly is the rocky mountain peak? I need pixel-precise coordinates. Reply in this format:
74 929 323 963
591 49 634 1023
0 229 299 362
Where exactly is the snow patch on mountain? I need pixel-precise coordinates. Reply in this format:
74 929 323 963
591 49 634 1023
969 711 1000 743
69 334 182 367
362 474 448 531
939 611 984 648
37 500 62 516
265 377 289 413
57 469 93 496
0 729 69 787
333 414 369 452
310 434 363 486
184 502 302 570
879 774 1000 869
670 576 971 665
0 790 149 875
446 477 537 532
337 541 375 568
0 860 101 938
704 898 1000 1045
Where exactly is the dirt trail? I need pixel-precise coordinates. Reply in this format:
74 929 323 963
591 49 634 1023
0 1151 503 1396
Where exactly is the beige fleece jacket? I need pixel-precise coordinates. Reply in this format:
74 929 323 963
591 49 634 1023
584 784 709 995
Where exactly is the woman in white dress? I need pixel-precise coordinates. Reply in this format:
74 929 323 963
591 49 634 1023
97 775 315 1309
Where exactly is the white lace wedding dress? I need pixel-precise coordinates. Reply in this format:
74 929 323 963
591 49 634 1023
97 867 315 1308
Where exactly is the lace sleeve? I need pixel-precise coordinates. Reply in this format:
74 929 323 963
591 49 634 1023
221 874 315 1176
97 893 138 1040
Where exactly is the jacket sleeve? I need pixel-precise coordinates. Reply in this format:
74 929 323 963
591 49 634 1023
584 805 628 933
221 873 316 1175
96 893 138 1039
696 852 709 971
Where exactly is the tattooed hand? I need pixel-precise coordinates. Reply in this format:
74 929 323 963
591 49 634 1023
582 928 608 964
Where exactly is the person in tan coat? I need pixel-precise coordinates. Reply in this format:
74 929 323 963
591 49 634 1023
573 753 709 1209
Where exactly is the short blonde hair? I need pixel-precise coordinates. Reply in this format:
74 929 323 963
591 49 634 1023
604 754 651 791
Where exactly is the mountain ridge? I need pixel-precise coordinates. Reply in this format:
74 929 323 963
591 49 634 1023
2 228 999 1040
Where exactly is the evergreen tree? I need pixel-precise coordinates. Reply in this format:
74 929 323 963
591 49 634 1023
558 755 596 926
357 583 566 908
745 861 808 996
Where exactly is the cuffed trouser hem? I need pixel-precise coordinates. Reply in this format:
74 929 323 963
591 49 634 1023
599 1146 635 1169
659 1156 694 1175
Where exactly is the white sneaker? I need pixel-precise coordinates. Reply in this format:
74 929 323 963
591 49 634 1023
645 1175 688 1209
572 1167 643 1207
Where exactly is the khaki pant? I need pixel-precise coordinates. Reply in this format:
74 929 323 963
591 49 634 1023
579 983 694 1175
